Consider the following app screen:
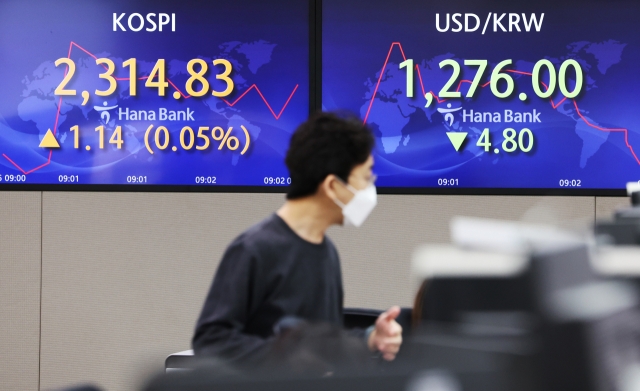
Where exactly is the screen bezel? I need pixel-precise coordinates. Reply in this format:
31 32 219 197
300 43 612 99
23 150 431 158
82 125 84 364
0 0 629 196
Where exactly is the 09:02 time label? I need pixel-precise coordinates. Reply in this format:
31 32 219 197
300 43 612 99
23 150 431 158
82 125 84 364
264 177 291 185
559 179 581 187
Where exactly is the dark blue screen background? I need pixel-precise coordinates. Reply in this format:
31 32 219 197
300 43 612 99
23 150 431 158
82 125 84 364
323 0 640 191
0 0 308 186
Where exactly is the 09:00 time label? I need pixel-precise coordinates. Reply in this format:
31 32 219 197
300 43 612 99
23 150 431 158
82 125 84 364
0 174 27 182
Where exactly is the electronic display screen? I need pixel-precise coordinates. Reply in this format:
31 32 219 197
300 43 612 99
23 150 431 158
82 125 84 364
0 0 308 188
322 0 640 194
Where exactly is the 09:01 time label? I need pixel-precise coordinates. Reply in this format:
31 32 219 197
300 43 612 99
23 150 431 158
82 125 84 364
438 178 459 186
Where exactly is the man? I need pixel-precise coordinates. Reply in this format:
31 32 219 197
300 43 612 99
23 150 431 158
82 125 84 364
192 112 403 366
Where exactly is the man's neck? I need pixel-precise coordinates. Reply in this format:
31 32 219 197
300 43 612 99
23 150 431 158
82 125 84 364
276 196 336 244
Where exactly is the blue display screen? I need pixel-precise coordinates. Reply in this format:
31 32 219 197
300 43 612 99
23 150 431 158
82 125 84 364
0 0 308 187
323 0 640 192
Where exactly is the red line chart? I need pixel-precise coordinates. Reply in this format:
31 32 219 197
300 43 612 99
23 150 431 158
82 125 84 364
363 42 640 165
3 41 299 175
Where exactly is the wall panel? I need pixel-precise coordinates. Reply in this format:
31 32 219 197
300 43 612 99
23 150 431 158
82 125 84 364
330 195 596 309
38 192 596 391
595 196 631 221
39 192 284 391
0 192 42 391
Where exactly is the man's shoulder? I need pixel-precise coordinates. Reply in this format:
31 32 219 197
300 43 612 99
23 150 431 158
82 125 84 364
323 235 338 252
230 213 338 259
233 213 287 250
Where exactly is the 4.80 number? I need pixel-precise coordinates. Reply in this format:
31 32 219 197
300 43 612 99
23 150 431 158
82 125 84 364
477 128 534 153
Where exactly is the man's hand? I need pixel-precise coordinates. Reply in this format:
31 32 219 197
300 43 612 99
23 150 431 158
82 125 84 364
367 306 403 361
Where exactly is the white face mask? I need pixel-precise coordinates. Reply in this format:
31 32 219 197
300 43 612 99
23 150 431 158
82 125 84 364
333 180 378 227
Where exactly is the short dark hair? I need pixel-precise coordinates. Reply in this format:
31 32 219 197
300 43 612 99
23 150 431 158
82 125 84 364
285 112 375 200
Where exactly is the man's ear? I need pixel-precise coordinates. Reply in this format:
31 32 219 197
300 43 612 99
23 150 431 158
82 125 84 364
319 174 340 202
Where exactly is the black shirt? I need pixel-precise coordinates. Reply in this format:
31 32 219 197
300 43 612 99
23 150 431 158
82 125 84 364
192 213 344 364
